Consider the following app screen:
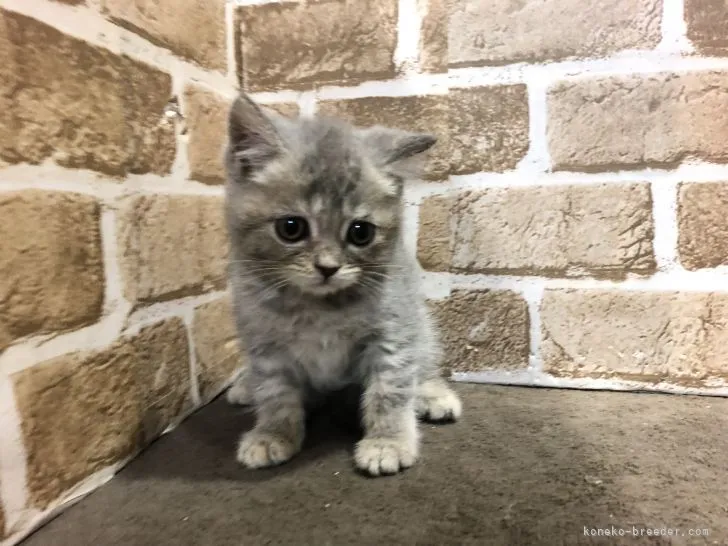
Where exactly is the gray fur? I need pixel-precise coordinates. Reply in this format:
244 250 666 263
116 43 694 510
223 93 462 476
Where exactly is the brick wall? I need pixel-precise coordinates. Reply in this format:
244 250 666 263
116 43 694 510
2 0 728 543
0 1 243 543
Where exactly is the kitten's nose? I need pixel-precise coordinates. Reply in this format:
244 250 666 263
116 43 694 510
315 264 340 279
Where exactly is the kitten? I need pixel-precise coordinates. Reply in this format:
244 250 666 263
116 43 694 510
223 93 462 476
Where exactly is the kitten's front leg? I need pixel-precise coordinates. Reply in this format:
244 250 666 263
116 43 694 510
355 351 418 477
237 365 305 469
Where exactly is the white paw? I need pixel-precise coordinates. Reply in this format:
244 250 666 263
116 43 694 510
354 437 417 476
416 381 462 422
226 375 253 406
237 431 300 468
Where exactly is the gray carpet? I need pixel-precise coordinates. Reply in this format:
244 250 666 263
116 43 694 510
21 384 728 545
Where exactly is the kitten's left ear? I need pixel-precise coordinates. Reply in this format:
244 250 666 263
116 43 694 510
358 126 437 179
227 93 284 173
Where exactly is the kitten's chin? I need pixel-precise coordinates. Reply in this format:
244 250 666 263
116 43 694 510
302 285 345 297
298 279 353 297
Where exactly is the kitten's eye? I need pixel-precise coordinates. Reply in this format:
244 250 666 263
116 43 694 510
275 217 309 243
347 221 376 247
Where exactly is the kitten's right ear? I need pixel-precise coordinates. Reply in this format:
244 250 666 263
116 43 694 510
227 93 282 171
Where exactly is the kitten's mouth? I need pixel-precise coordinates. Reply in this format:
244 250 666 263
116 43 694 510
297 275 352 296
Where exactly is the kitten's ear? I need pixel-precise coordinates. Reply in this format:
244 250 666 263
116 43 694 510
227 93 283 171
359 126 437 179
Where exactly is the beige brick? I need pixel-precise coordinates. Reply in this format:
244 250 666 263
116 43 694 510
117 195 228 306
0 191 104 351
448 86 529 174
419 0 447 73
449 0 661 68
430 290 530 374
541 290 728 384
419 184 655 278
13 319 191 508
686 0 728 55
103 0 227 71
548 72 728 171
318 95 450 180
184 85 229 185
319 86 528 179
239 0 398 91
678 183 728 270
417 195 453 270
193 296 245 401
0 10 175 176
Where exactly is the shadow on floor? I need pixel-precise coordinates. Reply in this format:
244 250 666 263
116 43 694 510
21 384 726 546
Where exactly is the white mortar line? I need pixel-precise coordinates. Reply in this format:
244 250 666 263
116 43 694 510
518 75 551 173
182 310 202 407
0 164 225 198
0 179 123 201
449 53 728 89
224 1 240 86
248 89 309 104
1 0 237 98
452 371 728 396
317 75 450 101
234 0 288 5
298 92 318 117
651 181 681 273
658 0 693 54
521 282 545 373
394 0 422 76
0 375 29 544
401 202 420 256
121 179 226 197
425 270 728 297
99 206 131 319
402 161 728 203
0 314 129 376
170 66 192 182
10 157 727 206
419 270 453 300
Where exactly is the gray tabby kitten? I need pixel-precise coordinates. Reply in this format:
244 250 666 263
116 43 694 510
223 92 461 476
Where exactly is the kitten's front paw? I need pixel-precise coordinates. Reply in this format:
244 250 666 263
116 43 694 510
416 380 462 423
237 430 300 468
354 437 417 476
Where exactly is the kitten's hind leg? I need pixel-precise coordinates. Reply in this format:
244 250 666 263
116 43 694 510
416 376 462 423
226 368 253 406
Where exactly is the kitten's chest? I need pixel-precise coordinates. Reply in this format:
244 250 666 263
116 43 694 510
284 311 362 389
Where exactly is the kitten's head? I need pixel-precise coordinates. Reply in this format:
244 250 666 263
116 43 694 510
224 93 436 298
